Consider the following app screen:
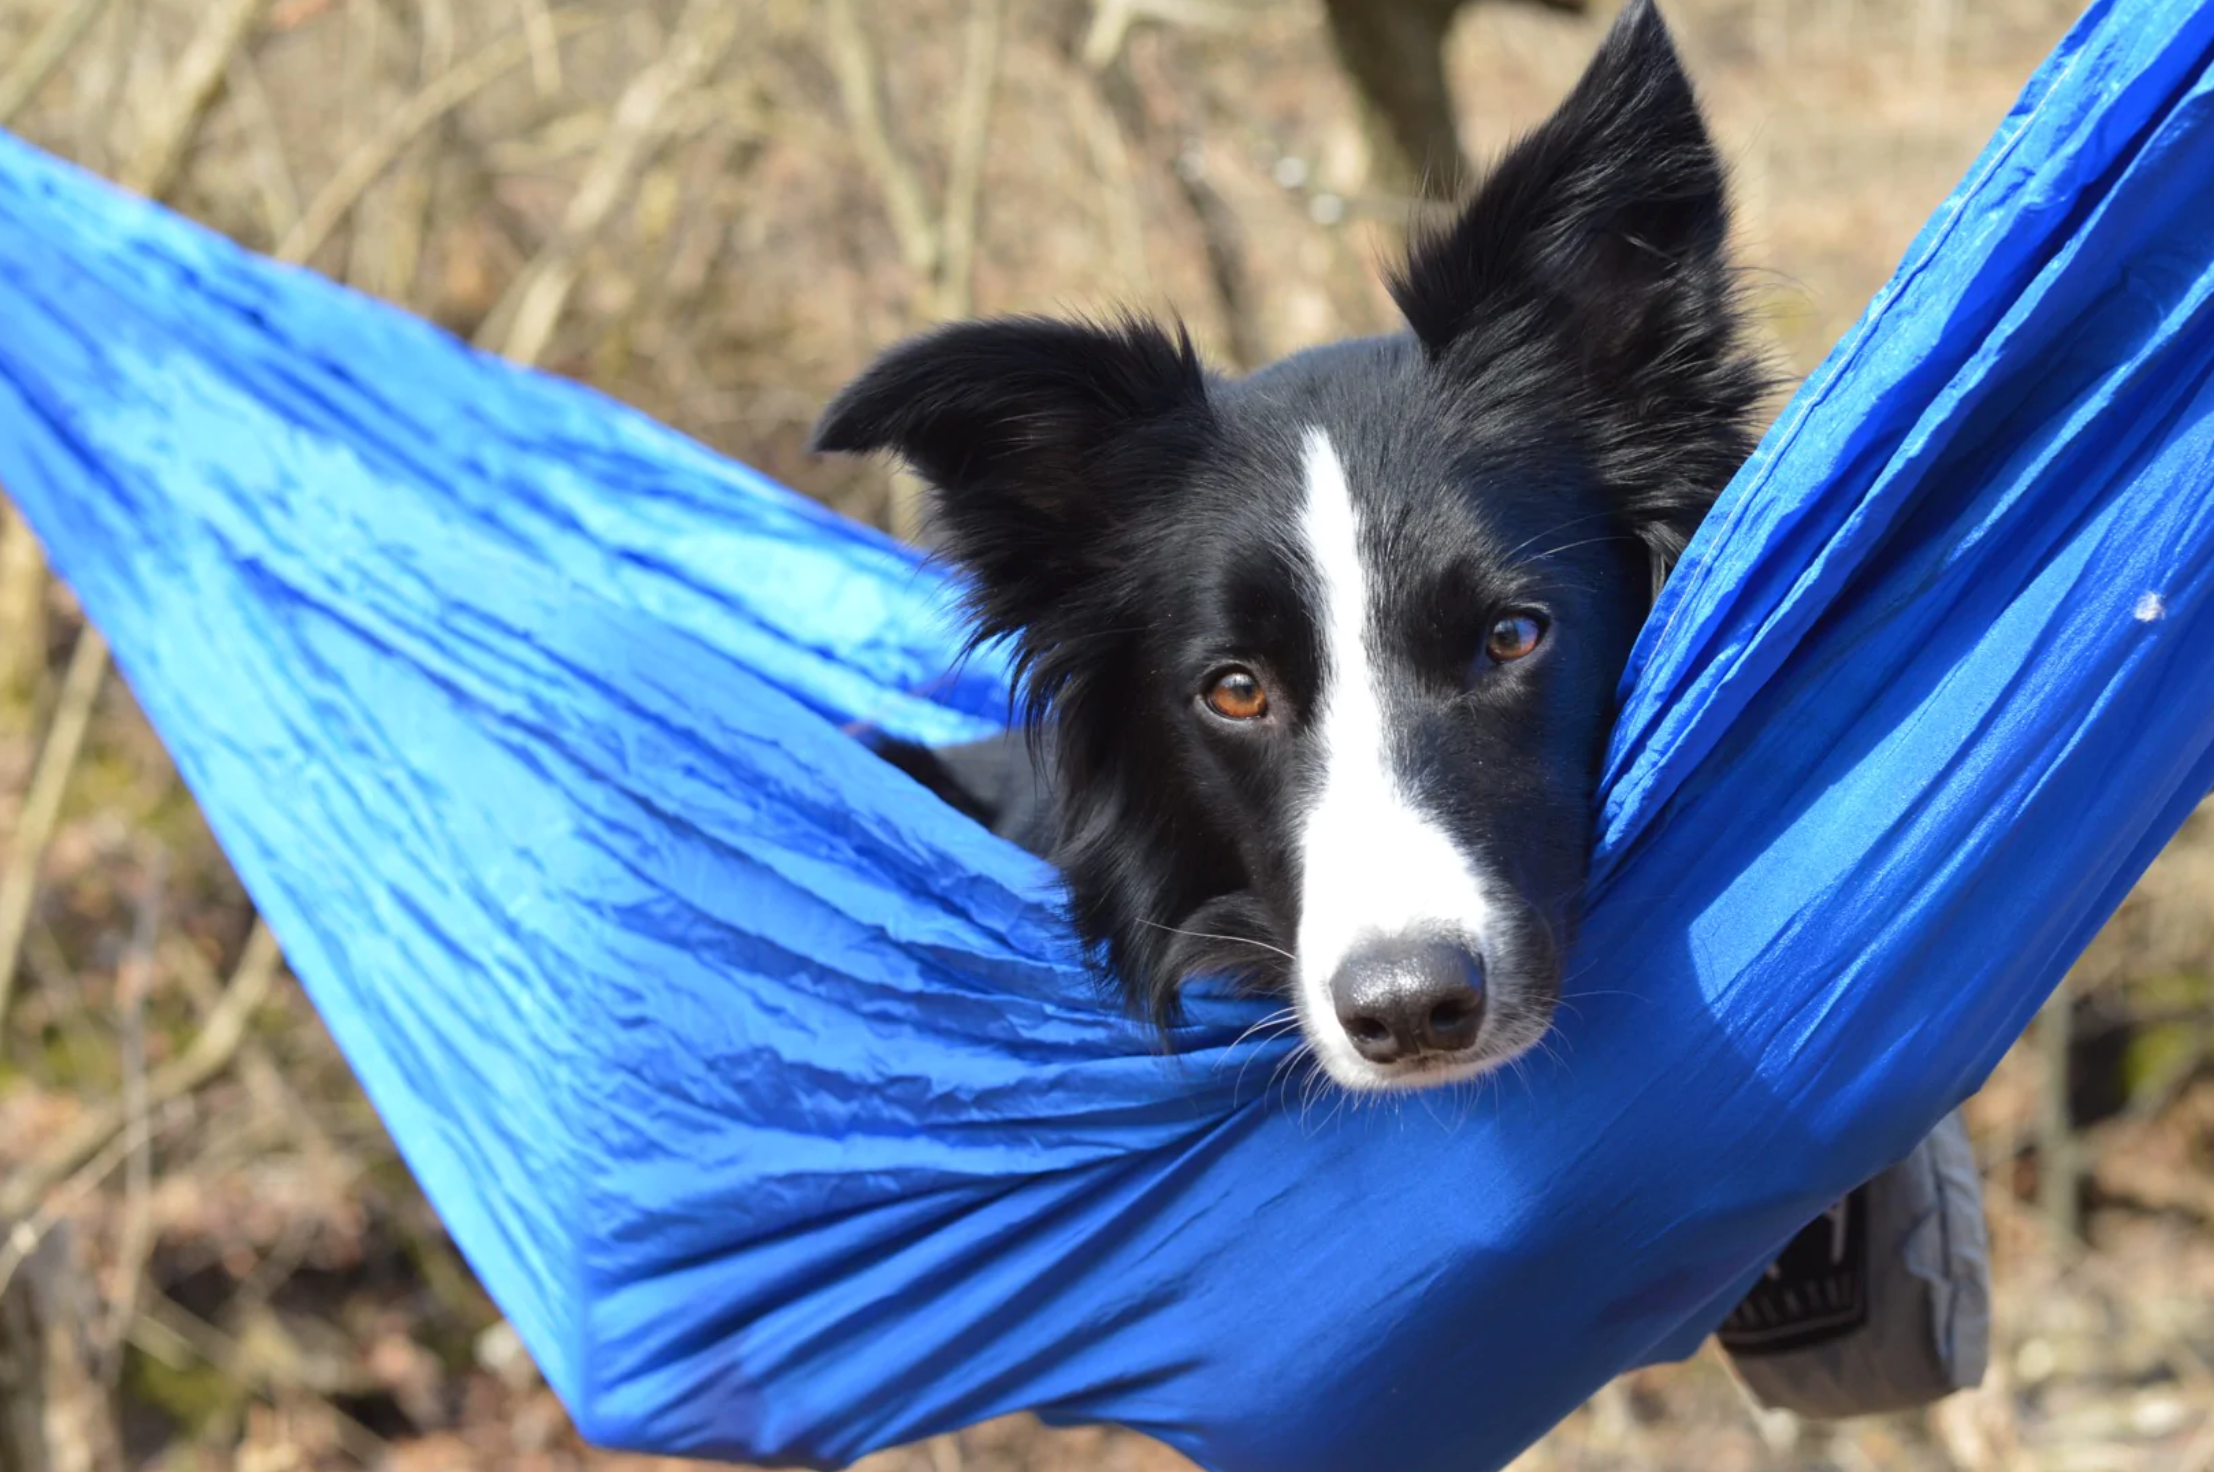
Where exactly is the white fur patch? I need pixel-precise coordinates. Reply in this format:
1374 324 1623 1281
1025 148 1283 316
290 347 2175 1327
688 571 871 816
1292 428 1505 1091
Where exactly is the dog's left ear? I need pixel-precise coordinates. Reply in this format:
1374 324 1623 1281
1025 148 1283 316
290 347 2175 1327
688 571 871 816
1392 0 1765 586
811 314 1210 649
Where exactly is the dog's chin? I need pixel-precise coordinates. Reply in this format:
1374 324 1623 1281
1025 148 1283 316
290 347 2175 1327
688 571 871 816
1296 986 1559 1094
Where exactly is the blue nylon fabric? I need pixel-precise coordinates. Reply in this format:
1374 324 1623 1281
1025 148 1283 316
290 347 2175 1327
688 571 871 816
1 0 2212 1462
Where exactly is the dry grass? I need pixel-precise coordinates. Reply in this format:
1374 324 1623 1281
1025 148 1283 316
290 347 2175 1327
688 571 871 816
0 0 2209 1468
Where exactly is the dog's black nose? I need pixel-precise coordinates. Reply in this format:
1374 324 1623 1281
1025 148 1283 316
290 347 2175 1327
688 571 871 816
1329 937 1486 1065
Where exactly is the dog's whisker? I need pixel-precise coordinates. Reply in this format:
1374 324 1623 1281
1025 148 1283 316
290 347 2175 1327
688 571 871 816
1225 1008 1302 1097
1496 508 1620 563
1526 533 1634 563
1242 1034 1298 1106
1232 1040 1292 1101
1135 919 1295 964
1221 1006 1300 1054
1321 1089 1351 1134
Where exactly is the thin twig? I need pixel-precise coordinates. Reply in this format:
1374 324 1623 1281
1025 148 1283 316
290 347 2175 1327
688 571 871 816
98 848 165 1380
24 919 104 1085
1080 0 1244 70
621 119 746 348
224 51 302 245
0 504 48 719
414 0 456 77
0 0 117 125
475 0 742 365
0 921 281 1225
388 0 455 303
166 935 345 1164
933 0 1004 322
338 0 402 294
515 0 564 97
281 13 603 266
1071 75 1152 294
822 0 939 278
77 0 142 177
0 1221 123 1472
339 0 383 183
0 1111 158 1299
131 1293 389 1464
1080 0 1135 70
2038 980 2080 1242
118 0 272 200
0 628 110 1032
1094 53 1265 369
823 0 1001 540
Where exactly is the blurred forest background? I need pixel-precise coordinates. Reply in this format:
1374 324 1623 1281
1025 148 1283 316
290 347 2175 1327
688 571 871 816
0 0 2211 1468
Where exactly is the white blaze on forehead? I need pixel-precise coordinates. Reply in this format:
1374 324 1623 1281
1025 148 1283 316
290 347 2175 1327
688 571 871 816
1292 426 1502 1085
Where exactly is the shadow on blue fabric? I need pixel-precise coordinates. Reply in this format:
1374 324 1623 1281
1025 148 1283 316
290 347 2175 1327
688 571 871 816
2 0 2213 1465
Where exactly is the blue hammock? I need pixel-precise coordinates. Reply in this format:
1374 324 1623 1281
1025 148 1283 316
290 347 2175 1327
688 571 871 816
3 0 2213 1463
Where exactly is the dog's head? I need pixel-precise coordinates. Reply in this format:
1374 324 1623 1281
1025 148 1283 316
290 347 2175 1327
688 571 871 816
814 0 1765 1090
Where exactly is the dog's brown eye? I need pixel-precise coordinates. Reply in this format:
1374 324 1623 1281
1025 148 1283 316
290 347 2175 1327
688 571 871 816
1203 668 1269 721
1486 614 1545 663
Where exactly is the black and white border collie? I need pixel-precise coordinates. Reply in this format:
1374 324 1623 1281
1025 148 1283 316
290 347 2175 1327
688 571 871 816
815 0 1768 1093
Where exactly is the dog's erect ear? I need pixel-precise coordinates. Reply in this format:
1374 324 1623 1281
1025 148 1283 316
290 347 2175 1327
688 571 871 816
1389 0 1726 370
812 315 1210 638
1391 0 1762 589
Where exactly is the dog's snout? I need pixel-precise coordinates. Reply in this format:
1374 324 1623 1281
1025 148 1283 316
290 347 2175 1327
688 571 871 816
1328 938 1486 1065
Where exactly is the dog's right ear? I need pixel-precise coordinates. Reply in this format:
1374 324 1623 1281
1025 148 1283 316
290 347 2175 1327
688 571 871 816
1389 0 1766 594
811 315 1210 642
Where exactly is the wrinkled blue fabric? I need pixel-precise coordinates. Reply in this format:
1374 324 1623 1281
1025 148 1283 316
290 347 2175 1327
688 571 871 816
1 0 2212 1463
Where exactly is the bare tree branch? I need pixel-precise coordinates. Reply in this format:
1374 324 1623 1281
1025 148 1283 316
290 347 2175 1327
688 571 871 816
1079 0 1245 72
118 0 272 199
0 507 47 718
515 0 565 97
130 1291 389 1463
97 849 165 1381
166 936 346 1163
1093 54 1265 369
823 0 939 279
934 0 1005 322
477 0 744 365
823 0 1005 537
2038 981 2081 1242
224 51 302 244
0 1113 153 1298
281 13 603 267
0 629 110 1033
1071 75 1152 295
0 1225 123 1472
0 0 118 126
414 0 456 77
0 921 281 1226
